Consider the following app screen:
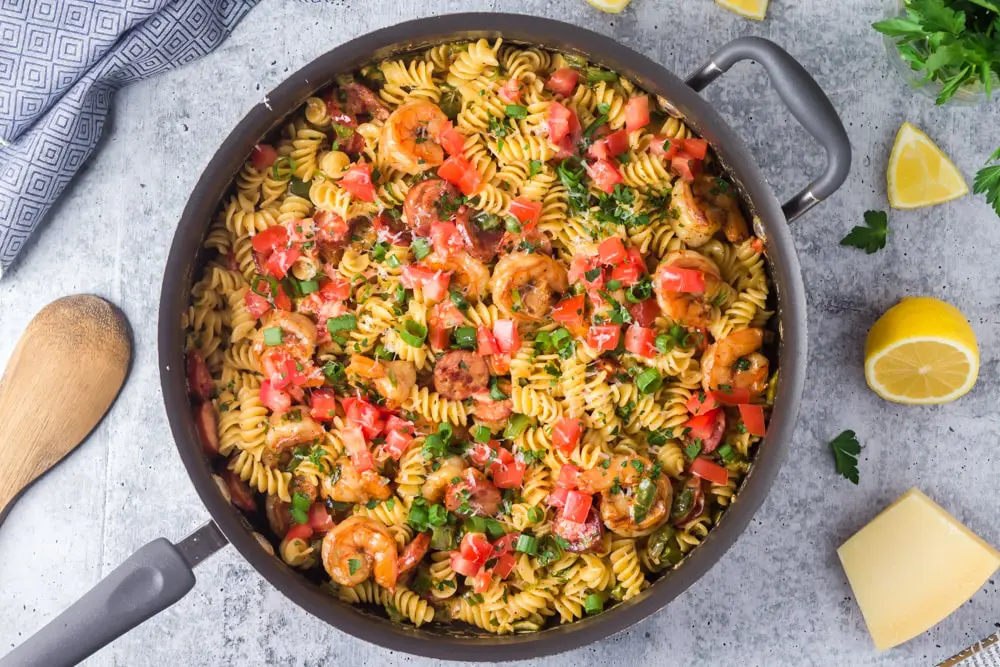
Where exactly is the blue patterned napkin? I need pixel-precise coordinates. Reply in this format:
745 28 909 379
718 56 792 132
0 0 262 277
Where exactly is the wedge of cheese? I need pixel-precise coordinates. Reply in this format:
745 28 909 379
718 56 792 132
838 488 1000 651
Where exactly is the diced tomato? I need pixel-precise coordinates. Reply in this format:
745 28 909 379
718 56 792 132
436 120 465 157
251 225 288 254
738 404 767 437
385 414 415 436
713 387 752 405
610 262 641 287
491 552 516 579
597 236 627 265
308 504 335 533
679 138 709 160
685 408 722 441
671 155 702 182
243 287 271 319
460 532 493 566
493 460 526 488
285 523 314 542
624 324 657 358
466 439 498 467
690 457 728 485
625 95 650 132
340 163 376 202
491 533 520 557
186 350 213 401
485 447 515 477
627 299 660 327
509 197 542 228
476 326 501 356
587 325 621 351
384 428 415 460
568 255 604 290
343 397 384 440
309 388 339 422
263 245 301 279
428 323 450 351
450 552 484 577
588 129 629 161
193 402 220 457
401 265 452 302
585 158 623 194
499 78 523 103
438 155 481 196
563 490 593 523
551 294 586 327
492 320 520 354
259 379 292 415
250 143 278 171
473 569 493 593
430 220 465 255
556 464 581 489
552 417 583 455
657 266 706 294
545 68 579 97
547 486 569 508
432 300 466 329
341 424 373 472
650 136 681 160
547 101 574 144
686 391 720 417
319 277 351 302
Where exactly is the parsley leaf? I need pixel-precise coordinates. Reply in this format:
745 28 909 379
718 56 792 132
830 430 861 485
973 145 1000 217
840 210 888 254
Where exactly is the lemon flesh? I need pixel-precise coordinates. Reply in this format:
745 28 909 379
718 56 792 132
715 0 769 20
865 297 979 404
887 122 968 209
585 0 631 13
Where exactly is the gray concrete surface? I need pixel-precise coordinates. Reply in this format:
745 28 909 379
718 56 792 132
1 0 998 665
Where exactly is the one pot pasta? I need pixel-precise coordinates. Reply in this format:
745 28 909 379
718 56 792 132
184 38 776 634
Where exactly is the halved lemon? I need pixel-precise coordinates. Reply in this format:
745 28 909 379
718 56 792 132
887 122 968 209
715 0 769 20
585 0 631 12
865 297 979 404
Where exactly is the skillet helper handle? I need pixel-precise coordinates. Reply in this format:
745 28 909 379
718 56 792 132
1 523 226 667
685 36 851 222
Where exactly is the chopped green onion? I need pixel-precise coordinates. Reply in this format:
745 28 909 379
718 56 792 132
289 177 311 198
502 413 531 439
292 492 311 512
348 558 361 576
430 524 455 551
636 368 662 394
327 314 357 334
322 361 345 384
465 516 486 534
505 216 522 233
411 237 432 259
505 104 528 119
527 506 544 523
398 319 427 347
263 327 283 346
271 156 294 179
386 254 401 269
585 68 618 83
515 534 538 554
489 379 509 401
717 443 734 463
550 327 572 351
484 517 506 540
605 279 621 291
474 424 492 443
450 289 469 311
428 504 449 526
584 593 605 615
298 279 319 295
453 326 477 350
290 507 308 524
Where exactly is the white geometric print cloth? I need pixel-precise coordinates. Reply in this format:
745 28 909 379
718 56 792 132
0 0 261 276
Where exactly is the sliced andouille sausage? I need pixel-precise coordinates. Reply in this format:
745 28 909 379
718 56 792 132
194 402 220 457
553 506 604 553
445 469 502 517
403 179 460 236
433 350 489 400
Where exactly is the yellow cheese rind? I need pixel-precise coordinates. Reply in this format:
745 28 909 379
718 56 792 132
837 488 1000 652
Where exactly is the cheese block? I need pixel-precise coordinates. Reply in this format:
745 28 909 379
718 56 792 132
837 488 1000 651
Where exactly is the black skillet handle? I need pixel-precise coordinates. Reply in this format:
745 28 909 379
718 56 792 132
0 523 227 667
686 36 852 222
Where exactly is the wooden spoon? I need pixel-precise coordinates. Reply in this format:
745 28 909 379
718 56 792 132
0 295 131 523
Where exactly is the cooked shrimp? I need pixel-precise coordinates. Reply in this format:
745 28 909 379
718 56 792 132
653 250 727 328
265 410 324 452
701 327 770 398
322 516 399 589
421 456 465 504
253 311 318 364
670 175 749 247
579 454 672 538
403 179 461 236
491 251 569 322
321 457 392 504
373 360 417 408
379 101 451 175
422 250 490 299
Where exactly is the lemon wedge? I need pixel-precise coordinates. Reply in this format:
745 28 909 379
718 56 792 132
715 0 769 20
887 122 968 209
865 297 979 405
585 0 631 12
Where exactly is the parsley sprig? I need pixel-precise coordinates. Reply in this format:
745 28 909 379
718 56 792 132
830 430 862 485
873 0 1000 106
841 210 889 254
974 145 1000 216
